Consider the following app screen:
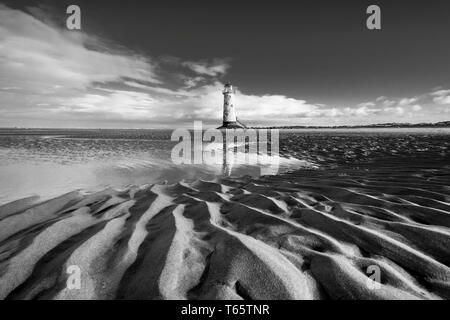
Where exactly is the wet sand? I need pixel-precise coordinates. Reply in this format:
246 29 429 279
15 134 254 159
0 130 449 300
1 162 449 299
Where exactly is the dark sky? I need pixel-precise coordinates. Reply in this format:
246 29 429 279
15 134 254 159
1 0 450 127
5 0 450 100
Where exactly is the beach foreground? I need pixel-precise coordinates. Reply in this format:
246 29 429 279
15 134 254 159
1 160 449 300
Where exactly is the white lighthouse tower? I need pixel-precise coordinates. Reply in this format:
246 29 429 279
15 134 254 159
218 82 245 129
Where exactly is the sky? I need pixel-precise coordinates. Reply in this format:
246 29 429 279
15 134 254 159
1 0 450 128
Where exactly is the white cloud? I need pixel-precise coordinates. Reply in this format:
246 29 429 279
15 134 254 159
344 106 381 116
0 4 160 94
54 82 330 125
183 76 205 88
58 91 158 118
431 89 450 105
383 106 405 115
353 95 425 118
398 97 418 106
156 83 330 124
357 102 376 108
182 59 230 77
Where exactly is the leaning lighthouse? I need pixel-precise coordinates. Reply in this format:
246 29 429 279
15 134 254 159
218 82 245 129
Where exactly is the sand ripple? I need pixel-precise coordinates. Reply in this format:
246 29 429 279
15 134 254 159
1 167 449 300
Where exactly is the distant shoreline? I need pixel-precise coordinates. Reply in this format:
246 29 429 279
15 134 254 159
0 120 449 131
249 121 450 130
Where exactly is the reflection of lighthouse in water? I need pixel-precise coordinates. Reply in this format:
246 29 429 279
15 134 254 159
218 83 246 129
201 129 280 177
222 138 234 176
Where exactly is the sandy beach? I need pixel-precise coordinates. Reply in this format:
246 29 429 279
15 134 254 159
1 146 449 299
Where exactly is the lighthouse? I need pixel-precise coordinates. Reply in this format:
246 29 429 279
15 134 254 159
218 82 245 129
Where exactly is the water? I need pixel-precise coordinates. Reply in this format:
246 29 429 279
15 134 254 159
1 128 449 205
0 128 309 204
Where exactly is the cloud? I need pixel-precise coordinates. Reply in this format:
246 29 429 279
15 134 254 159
0 5 160 95
149 82 329 124
398 97 418 106
183 76 205 89
354 95 424 117
357 102 376 108
182 59 230 77
344 106 381 116
53 82 330 126
383 106 405 115
381 99 397 108
57 90 158 118
431 89 450 105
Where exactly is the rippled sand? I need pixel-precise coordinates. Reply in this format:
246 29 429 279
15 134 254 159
1 162 449 300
